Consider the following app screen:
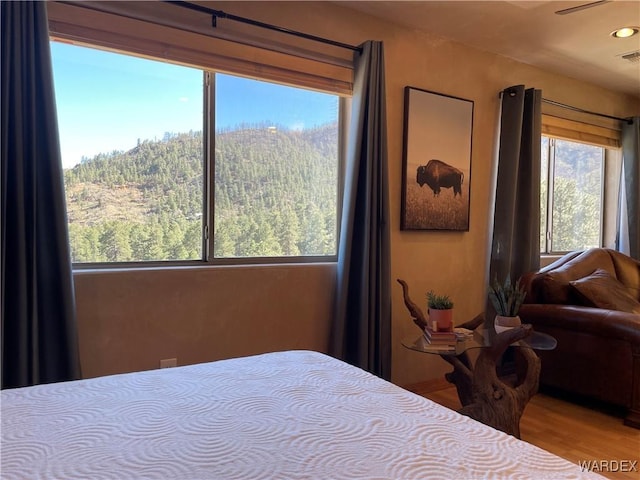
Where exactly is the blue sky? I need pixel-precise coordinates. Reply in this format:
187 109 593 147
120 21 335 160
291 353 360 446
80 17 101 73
50 42 339 168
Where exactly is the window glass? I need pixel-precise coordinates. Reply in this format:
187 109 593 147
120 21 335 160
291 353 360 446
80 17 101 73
213 73 339 258
51 41 341 265
540 137 603 253
52 42 204 263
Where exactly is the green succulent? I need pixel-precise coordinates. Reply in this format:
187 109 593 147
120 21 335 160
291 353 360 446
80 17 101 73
488 276 526 316
426 290 454 310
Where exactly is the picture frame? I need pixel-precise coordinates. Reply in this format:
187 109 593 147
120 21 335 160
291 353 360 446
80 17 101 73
401 87 474 231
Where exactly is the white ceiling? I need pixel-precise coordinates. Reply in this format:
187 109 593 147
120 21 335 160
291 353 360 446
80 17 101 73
338 0 640 98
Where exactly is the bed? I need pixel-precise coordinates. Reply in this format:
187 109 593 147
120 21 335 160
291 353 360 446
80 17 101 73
1 350 604 479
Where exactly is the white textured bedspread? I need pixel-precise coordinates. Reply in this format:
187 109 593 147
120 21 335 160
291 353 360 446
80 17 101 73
1 350 604 479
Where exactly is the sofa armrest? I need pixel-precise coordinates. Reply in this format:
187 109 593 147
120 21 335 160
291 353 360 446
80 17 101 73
519 304 640 347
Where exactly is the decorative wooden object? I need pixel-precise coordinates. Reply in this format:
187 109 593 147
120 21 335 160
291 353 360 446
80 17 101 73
450 323 540 438
397 279 428 329
398 279 541 438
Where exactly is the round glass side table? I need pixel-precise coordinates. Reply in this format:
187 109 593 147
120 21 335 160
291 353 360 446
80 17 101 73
402 325 557 355
402 323 556 438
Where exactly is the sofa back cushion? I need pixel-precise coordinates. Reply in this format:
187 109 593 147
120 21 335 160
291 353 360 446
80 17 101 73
532 249 616 304
609 249 640 300
569 268 640 313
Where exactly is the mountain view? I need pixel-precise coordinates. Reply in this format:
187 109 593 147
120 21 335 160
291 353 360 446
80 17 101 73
63 122 600 263
64 123 339 263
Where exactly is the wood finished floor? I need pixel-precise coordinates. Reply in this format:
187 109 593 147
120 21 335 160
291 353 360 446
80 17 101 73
410 383 640 480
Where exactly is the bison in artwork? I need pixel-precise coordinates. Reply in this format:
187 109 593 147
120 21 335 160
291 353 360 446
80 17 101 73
416 159 464 197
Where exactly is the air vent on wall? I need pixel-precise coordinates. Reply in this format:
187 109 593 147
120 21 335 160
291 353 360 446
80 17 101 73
620 50 640 63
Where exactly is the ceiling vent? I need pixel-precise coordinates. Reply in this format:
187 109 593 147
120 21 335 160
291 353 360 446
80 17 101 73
555 0 610 15
620 50 640 63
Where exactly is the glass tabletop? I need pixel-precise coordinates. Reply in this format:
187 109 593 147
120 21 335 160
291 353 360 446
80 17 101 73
402 325 557 356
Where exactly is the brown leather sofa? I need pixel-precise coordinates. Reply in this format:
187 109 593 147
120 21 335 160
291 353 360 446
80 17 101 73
518 248 640 428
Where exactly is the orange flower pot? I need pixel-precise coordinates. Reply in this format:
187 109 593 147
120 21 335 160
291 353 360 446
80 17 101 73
428 308 453 332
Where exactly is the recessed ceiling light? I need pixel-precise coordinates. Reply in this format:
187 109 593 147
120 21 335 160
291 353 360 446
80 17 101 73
611 27 639 38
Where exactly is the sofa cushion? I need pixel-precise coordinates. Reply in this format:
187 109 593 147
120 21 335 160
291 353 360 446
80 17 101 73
609 249 640 300
570 268 640 314
536 273 574 304
532 249 617 304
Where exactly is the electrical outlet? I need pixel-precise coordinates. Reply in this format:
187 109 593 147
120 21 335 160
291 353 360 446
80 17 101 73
160 358 177 368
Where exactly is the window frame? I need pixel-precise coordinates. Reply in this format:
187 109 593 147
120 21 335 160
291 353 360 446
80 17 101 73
52 39 346 269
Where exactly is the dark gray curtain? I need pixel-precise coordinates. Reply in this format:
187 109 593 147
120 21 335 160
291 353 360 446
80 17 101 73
1 1 81 388
488 85 541 318
330 41 391 380
618 117 640 259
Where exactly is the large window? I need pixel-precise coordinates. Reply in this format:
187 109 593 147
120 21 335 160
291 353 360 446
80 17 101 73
540 136 604 254
51 41 341 265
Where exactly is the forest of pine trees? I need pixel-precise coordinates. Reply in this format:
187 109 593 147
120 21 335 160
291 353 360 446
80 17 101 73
64 123 338 263
64 126 602 263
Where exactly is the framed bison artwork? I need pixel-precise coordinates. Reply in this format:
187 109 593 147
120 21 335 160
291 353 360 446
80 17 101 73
401 87 473 230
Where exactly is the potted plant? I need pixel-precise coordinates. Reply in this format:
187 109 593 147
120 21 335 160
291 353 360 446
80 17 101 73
488 276 526 333
426 290 454 332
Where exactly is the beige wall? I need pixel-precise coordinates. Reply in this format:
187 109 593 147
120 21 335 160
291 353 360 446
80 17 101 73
70 2 640 384
75 264 335 378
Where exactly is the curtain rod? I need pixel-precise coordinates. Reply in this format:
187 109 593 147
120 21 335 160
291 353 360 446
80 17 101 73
164 1 362 53
542 98 631 124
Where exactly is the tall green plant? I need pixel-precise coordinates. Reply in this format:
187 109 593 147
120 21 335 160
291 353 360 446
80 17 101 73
488 276 526 317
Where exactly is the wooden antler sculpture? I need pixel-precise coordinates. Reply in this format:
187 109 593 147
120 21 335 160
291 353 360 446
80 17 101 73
397 279 428 329
457 324 540 438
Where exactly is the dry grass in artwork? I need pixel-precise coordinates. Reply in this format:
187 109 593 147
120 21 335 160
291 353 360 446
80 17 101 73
403 182 469 230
